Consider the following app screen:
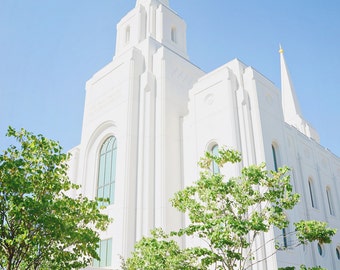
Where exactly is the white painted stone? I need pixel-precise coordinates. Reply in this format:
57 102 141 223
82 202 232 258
69 1 340 269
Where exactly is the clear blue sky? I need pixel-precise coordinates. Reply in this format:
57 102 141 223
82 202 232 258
1 0 340 157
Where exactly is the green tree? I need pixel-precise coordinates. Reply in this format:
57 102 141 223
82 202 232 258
125 147 336 270
122 228 203 270
0 127 111 270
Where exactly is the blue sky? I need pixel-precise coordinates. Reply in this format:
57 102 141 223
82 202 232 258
1 0 340 157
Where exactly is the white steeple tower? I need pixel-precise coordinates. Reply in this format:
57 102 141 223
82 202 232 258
115 0 187 59
280 45 303 123
279 46 320 142
74 1 204 267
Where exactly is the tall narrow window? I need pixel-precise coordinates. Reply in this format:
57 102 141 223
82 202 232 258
282 227 288 248
97 136 117 204
93 238 112 267
308 178 317 209
171 26 177 43
211 144 220 175
271 143 279 172
125 26 130 44
317 243 325 257
336 246 340 260
326 187 335 216
280 215 290 249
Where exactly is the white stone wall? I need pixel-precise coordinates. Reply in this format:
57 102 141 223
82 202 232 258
69 1 340 269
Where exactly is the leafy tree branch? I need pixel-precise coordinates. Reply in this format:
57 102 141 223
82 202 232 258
0 127 111 270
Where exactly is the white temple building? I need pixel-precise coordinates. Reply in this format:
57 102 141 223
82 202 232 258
68 0 340 269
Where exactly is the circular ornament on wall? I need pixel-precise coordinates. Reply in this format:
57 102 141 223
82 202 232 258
204 94 215 105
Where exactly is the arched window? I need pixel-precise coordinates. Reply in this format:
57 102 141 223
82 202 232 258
317 243 325 257
171 26 177 43
211 144 220 175
326 187 335 216
308 178 317 209
271 143 279 172
97 136 117 204
336 246 340 260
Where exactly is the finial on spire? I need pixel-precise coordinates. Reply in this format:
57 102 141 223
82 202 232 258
279 44 284 54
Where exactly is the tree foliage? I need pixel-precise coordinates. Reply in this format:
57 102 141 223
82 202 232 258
0 127 111 270
125 147 336 270
122 228 204 270
294 220 334 245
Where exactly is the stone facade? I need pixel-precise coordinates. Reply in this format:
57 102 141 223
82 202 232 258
68 1 340 269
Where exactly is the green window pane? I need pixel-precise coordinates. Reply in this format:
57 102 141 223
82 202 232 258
212 144 220 174
106 138 113 152
97 136 117 204
97 187 104 199
103 185 110 201
110 183 115 203
111 151 117 180
98 156 105 187
101 139 109 154
106 239 112 266
105 153 112 184
100 240 107 267
93 239 112 267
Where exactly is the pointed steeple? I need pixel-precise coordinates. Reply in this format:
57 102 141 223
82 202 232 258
279 46 320 142
280 45 303 123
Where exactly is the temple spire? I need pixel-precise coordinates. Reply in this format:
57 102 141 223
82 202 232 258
279 45 320 142
280 45 303 123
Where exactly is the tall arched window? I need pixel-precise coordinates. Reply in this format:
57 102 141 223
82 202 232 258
336 246 340 260
211 144 220 175
326 187 335 216
317 243 325 257
308 178 317 209
97 136 117 204
271 143 279 172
